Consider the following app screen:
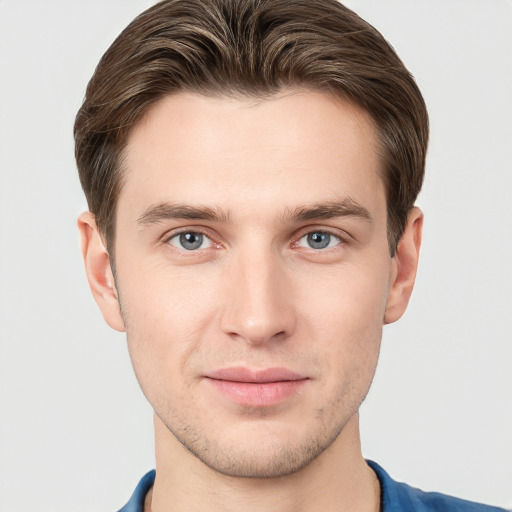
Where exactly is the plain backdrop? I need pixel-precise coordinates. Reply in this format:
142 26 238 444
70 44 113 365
0 1 511 511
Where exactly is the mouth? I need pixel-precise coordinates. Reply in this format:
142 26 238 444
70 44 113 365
203 367 310 407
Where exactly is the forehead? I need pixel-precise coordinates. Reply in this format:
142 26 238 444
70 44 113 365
120 89 384 220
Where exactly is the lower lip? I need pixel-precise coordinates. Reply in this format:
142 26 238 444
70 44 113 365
205 378 309 407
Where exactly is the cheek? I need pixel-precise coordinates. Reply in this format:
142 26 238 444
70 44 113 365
298 263 389 378
119 262 219 331
117 266 220 389
300 260 390 333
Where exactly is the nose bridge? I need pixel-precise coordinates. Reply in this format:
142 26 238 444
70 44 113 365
220 241 294 345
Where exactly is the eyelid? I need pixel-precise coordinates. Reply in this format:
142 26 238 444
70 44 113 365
161 226 220 249
291 225 351 247
159 224 352 253
169 232 211 251
296 231 341 249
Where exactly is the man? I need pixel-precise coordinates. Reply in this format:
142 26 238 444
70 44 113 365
74 1 507 511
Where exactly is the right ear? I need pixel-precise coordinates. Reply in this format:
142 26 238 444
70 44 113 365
77 212 125 332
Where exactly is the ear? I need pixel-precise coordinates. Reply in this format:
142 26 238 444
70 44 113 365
384 207 423 324
77 212 125 332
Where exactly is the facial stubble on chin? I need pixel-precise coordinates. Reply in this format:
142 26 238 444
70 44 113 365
157 413 341 479
150 378 366 480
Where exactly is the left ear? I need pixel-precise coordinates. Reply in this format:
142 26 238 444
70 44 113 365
384 207 423 324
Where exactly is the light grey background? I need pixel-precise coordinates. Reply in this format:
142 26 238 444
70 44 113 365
0 1 510 511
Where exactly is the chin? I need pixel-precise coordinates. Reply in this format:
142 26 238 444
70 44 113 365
167 415 345 479
192 441 325 479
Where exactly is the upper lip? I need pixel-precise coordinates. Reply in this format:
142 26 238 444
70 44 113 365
205 367 307 383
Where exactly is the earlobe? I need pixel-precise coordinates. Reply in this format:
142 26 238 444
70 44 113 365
77 212 125 332
384 207 423 325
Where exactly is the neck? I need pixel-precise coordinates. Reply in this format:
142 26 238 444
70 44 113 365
148 413 380 512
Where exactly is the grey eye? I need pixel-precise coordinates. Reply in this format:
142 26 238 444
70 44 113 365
180 232 203 250
307 232 331 249
168 232 211 251
297 231 340 250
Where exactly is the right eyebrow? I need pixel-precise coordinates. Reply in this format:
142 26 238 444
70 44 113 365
136 203 231 227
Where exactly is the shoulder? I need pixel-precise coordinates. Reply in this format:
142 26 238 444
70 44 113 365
117 470 155 512
367 461 508 512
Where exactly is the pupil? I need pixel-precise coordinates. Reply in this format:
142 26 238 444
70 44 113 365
308 232 330 249
180 232 203 250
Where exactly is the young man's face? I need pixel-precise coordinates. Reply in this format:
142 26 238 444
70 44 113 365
81 90 421 478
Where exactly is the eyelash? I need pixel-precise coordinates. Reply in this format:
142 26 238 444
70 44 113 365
162 227 348 254
163 228 217 252
294 229 344 251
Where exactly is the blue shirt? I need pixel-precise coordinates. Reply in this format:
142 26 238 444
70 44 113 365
118 461 508 512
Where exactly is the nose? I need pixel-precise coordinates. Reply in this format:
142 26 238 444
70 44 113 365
219 247 295 346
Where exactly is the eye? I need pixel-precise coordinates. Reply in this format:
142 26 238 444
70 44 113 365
167 231 212 251
297 231 341 250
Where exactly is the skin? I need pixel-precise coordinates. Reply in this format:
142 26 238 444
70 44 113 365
79 90 422 512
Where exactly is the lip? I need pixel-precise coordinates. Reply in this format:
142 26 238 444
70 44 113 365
207 367 306 383
204 367 309 407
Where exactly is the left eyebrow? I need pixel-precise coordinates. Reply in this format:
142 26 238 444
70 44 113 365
286 198 372 224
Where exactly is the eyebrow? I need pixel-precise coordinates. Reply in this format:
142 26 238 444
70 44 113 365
136 197 371 227
287 198 372 223
137 203 231 226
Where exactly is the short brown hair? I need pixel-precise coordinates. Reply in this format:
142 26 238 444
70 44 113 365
74 0 428 255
